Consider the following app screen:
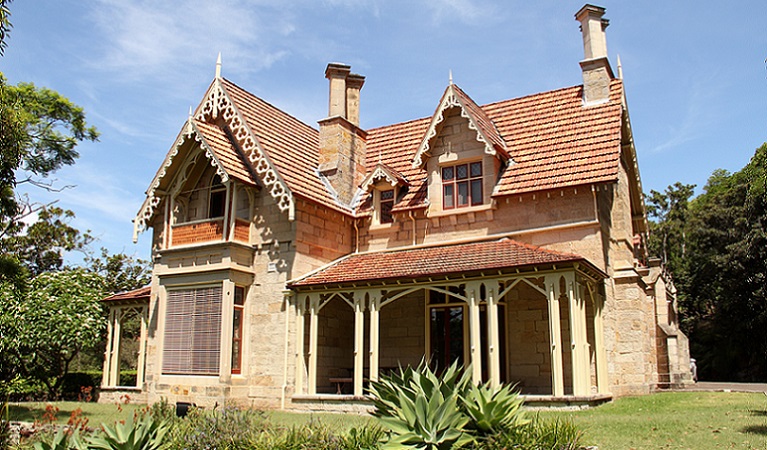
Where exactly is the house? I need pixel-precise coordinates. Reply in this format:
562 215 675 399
99 4 692 410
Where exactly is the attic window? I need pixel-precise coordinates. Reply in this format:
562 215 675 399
209 175 226 218
380 190 394 224
442 162 483 209
373 188 396 225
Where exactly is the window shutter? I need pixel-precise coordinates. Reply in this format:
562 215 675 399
163 286 222 375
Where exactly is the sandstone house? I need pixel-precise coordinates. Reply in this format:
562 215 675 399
100 4 692 411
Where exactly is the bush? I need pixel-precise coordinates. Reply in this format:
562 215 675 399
246 420 385 450
369 362 581 449
166 405 267 450
88 412 171 450
479 415 584 450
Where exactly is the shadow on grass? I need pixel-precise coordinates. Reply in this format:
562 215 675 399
742 425 767 435
749 409 767 417
9 404 88 423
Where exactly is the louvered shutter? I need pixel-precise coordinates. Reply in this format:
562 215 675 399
163 286 222 375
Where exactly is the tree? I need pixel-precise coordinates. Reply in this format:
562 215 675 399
85 247 151 295
645 182 695 276
0 269 107 398
0 205 93 276
681 143 767 380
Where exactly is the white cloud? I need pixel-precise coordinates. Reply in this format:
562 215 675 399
87 0 294 83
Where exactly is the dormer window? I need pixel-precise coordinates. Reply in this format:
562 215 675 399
209 175 226 218
442 161 483 209
380 189 394 224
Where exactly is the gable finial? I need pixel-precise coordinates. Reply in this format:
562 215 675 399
215 52 222 78
616 54 623 80
449 69 453 85
188 106 193 119
378 148 382 164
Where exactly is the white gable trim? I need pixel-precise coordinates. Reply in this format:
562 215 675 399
412 85 501 168
132 120 231 241
359 165 406 192
195 78 295 219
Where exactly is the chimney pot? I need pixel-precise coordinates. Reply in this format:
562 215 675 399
575 4 609 60
575 4 614 105
325 63 351 118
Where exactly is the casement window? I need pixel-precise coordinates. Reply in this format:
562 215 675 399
162 286 222 376
442 161 483 209
231 286 245 375
208 175 226 218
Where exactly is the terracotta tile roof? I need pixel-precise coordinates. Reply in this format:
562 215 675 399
193 120 256 186
220 79 344 210
365 81 624 210
289 238 599 287
451 84 508 157
102 286 151 303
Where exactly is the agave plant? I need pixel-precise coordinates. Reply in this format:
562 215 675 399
33 427 87 450
462 381 528 436
369 361 475 450
88 413 171 450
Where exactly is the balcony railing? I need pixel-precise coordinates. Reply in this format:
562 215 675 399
170 218 250 247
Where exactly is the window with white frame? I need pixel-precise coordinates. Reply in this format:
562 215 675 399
442 161 483 209
162 286 222 376
373 188 396 225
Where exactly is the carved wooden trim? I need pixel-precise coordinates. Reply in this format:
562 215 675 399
412 85 499 168
195 79 294 217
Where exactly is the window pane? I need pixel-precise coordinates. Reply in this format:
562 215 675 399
234 286 245 306
380 189 394 200
443 184 454 209
471 179 483 205
209 189 226 218
457 181 469 206
470 162 482 177
456 164 468 180
381 200 394 223
442 166 454 180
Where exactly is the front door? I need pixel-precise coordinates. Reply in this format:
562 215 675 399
429 306 464 373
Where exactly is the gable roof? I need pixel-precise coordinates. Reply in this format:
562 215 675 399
136 74 628 239
366 80 625 211
412 83 509 168
102 286 151 303
288 238 605 288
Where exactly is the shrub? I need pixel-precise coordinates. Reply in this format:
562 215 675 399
32 427 88 450
166 405 266 450
462 382 528 437
368 361 475 449
88 412 171 450
478 415 584 450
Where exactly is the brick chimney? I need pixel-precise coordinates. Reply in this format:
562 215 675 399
575 4 614 105
318 63 367 206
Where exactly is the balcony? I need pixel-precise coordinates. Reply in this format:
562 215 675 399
171 218 250 247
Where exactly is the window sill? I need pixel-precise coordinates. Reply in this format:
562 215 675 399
427 203 495 218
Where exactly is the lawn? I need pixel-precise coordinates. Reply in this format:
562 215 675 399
8 392 767 449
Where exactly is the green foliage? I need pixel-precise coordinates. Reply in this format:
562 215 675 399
166 406 266 450
679 143 767 380
0 397 11 450
645 182 695 276
370 361 534 449
0 269 106 399
33 427 88 450
245 420 385 450
462 382 528 435
0 71 98 281
0 0 11 56
339 424 387 449
88 413 170 450
369 361 474 449
85 248 151 296
479 415 583 450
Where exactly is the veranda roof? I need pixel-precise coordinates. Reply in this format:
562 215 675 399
288 238 605 288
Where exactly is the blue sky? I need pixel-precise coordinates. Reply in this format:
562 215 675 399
3 0 766 264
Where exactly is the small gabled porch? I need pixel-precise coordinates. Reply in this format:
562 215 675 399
286 238 611 410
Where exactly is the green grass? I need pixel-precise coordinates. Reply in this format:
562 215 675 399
8 392 767 449
8 401 143 426
544 392 767 450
